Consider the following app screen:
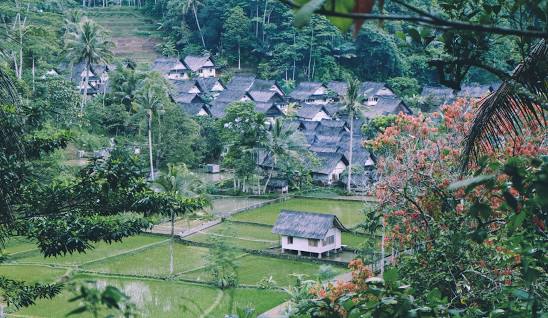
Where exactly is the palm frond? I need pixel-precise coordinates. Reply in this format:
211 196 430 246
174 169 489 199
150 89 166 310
462 39 547 170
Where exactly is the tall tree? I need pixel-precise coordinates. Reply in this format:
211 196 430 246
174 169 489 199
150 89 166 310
153 164 204 274
222 6 251 69
262 118 307 192
64 17 113 113
182 0 206 48
341 77 363 192
134 86 163 181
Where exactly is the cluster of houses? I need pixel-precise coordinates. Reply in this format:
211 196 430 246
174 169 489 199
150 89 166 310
61 54 498 191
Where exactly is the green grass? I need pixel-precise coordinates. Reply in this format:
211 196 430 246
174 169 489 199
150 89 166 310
183 254 345 287
342 232 374 249
1 237 37 255
185 222 280 250
210 288 288 317
83 242 209 276
0 264 66 283
13 273 288 318
17 235 166 266
185 232 276 250
231 198 368 227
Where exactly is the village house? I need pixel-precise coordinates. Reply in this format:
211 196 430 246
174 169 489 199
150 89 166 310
195 77 225 97
272 210 346 258
289 82 331 104
361 95 412 119
226 75 285 96
360 81 395 106
296 104 332 121
70 62 111 95
183 55 216 78
309 152 349 185
172 93 211 116
152 57 189 80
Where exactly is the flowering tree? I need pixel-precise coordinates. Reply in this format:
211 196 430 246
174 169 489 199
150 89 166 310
291 99 547 317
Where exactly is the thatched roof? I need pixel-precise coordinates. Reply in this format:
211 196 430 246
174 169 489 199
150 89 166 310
327 81 348 96
195 77 225 92
361 96 412 118
180 103 211 116
289 82 326 100
215 89 250 103
152 57 185 74
183 55 215 71
173 93 204 104
171 80 201 94
296 104 330 120
360 81 393 97
272 210 347 239
255 102 284 117
309 152 348 175
248 90 283 103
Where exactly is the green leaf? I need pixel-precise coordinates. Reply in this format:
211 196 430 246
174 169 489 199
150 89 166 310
470 202 491 219
294 0 327 28
66 306 87 316
383 268 399 285
407 28 422 44
448 174 495 191
503 191 519 212
470 227 488 243
511 288 530 300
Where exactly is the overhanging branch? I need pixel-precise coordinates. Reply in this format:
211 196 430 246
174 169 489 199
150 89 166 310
278 0 548 38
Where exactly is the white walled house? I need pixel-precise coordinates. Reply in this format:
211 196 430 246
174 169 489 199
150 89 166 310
272 210 346 258
184 55 216 78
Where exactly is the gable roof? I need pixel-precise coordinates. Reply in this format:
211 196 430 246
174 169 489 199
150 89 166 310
457 83 500 98
171 79 201 94
180 103 211 116
183 55 214 71
296 104 330 120
226 74 256 91
299 120 320 132
289 82 326 100
327 81 348 96
250 79 284 95
209 101 231 118
255 102 284 116
361 96 411 118
272 210 347 239
360 81 393 97
248 90 284 103
173 93 204 104
195 77 225 92
310 152 348 175
152 57 184 74
420 85 455 105
215 89 250 103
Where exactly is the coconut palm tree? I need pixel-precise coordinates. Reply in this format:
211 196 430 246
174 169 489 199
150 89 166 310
182 0 206 48
134 87 163 181
262 118 308 192
64 17 114 113
462 39 547 169
153 164 203 274
341 78 363 192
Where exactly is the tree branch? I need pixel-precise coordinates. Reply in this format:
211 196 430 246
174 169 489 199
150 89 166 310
278 0 548 38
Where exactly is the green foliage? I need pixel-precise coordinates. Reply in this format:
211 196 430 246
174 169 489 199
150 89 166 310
386 76 420 98
222 6 251 66
0 276 62 309
362 115 397 139
205 231 239 289
67 281 136 318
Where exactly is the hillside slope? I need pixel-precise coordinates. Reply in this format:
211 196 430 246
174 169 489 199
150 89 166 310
86 7 161 66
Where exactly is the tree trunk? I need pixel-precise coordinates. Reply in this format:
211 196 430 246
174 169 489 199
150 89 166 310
31 57 35 92
255 3 259 37
155 115 162 169
307 27 313 80
169 209 175 275
292 33 296 81
192 4 206 48
237 42 241 70
347 111 353 192
147 111 155 180
80 63 90 113
380 216 385 275
263 154 275 193
262 0 268 43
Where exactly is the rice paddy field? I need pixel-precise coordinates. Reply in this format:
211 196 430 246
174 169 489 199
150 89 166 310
3 197 375 317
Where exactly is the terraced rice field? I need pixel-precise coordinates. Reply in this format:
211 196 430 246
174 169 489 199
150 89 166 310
85 7 161 65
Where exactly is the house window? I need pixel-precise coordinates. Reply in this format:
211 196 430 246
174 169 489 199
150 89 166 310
308 239 318 247
323 235 335 246
287 236 293 244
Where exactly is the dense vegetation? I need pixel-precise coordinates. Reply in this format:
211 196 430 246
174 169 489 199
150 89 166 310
0 0 546 316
